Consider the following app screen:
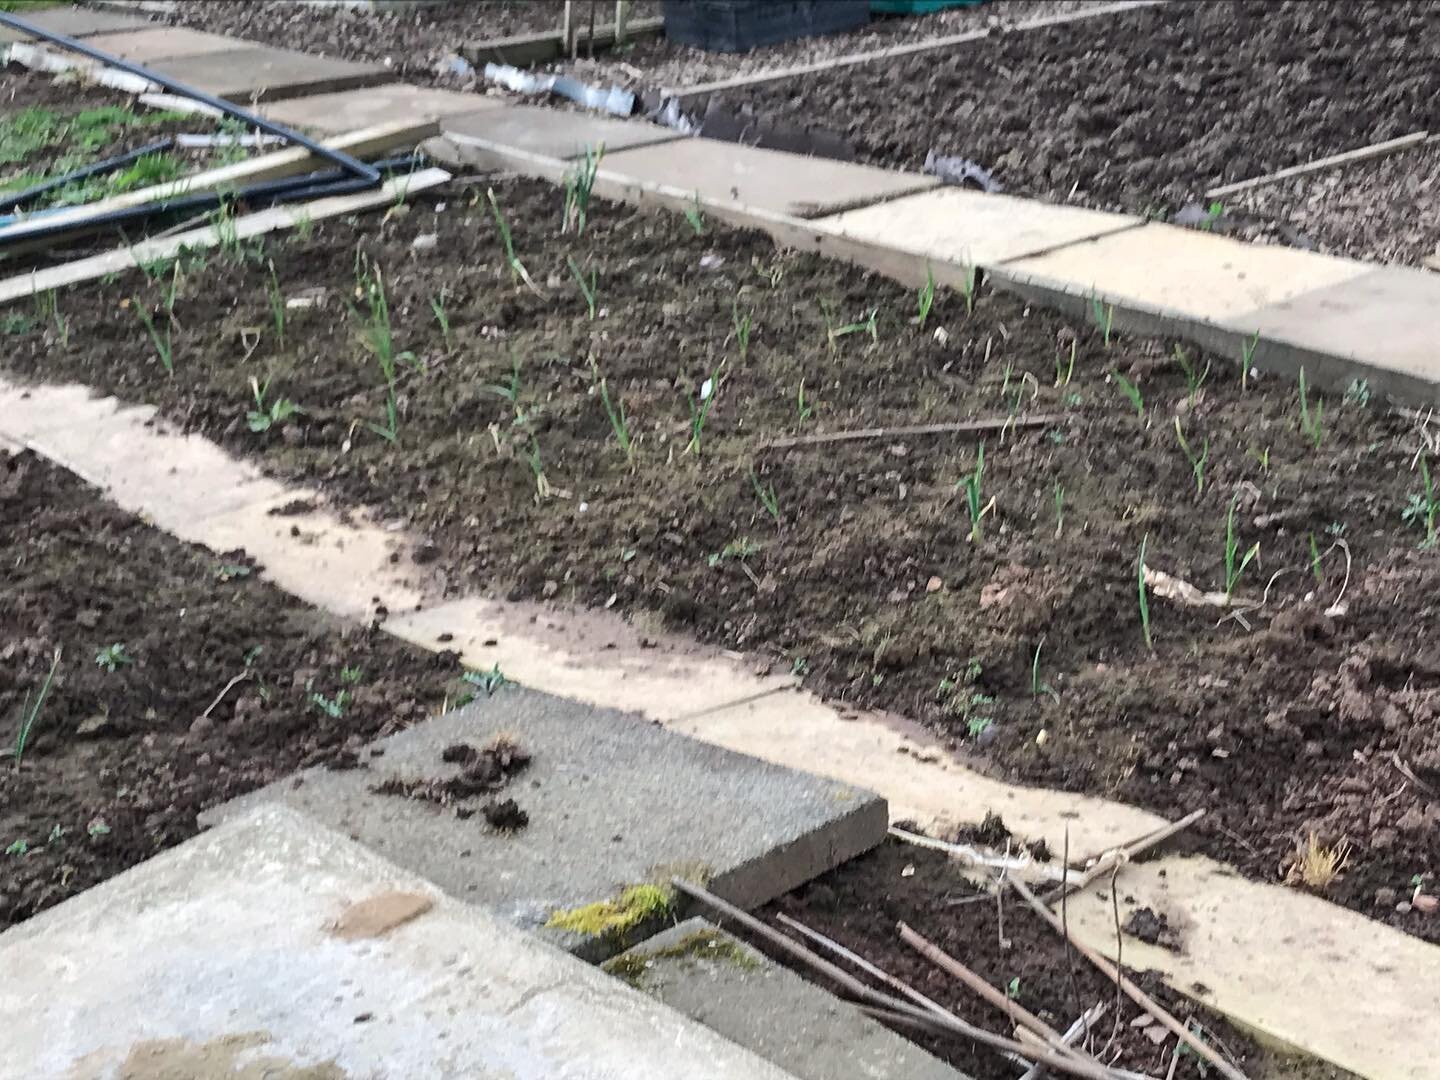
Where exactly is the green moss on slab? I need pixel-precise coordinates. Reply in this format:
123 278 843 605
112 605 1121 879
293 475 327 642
603 929 762 989
545 883 672 938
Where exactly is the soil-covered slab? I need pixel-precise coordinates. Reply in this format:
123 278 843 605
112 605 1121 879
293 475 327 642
4 134 1438 941
0 450 461 931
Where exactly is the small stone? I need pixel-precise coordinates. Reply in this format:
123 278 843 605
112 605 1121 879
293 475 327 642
926 576 943 593
1395 901 1412 914
542 580 559 599
76 713 116 737
1374 887 1398 907
1413 894 1438 914
411 232 439 253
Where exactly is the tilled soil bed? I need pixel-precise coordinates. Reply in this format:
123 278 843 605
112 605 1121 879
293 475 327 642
4 171 1438 941
0 451 462 931
718 1 1440 216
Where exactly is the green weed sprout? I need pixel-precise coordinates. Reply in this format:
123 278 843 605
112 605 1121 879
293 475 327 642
1240 331 1259 390
958 442 992 543
430 286 453 349
1174 417 1209 496
828 308 878 348
750 468 780 523
1173 344 1209 401
486 187 537 291
731 297 753 361
1053 482 1065 539
1307 532 1324 587
352 265 414 442
95 643 132 673
916 263 935 328
592 364 635 467
562 140 604 236
682 191 706 236
796 380 814 422
1138 534 1153 649
567 255 598 319
247 376 301 434
1112 371 1144 418
1090 296 1114 346
1055 339 1076 387
11 649 60 769
1030 637 1057 701
264 260 285 344
1402 455 1437 548
686 367 722 455
524 435 551 499
33 289 67 346
959 264 978 315
1298 367 1325 450
133 300 173 375
1222 494 1260 599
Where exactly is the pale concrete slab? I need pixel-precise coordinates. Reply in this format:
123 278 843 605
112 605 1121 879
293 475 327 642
609 918 970 1080
1224 265 1440 400
150 45 392 103
77 26 243 63
0 6 151 42
818 186 1141 266
1001 222 1370 320
0 804 796 1080
602 138 939 218
441 103 682 163
262 84 502 134
203 686 887 961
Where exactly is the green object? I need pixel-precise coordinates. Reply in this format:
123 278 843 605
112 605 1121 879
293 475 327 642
871 0 982 13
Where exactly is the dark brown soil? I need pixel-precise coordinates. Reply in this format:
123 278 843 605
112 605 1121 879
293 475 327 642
720 1 1440 215
0 451 461 931
756 838 1357 1079
4 164 1438 942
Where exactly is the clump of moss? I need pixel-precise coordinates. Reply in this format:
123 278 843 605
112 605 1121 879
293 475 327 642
603 929 761 989
545 883 672 937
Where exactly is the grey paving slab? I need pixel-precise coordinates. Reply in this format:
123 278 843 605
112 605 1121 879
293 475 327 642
78 26 243 63
261 83 501 133
608 918 971 1080
818 186 1142 266
203 686 887 961
0 805 796 1080
0 6 151 42
442 104 683 163
150 44 392 103
602 138 939 218
1223 265 1440 400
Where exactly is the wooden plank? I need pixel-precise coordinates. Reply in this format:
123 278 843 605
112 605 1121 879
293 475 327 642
0 167 449 304
0 120 438 244
463 15 664 67
1205 131 1430 200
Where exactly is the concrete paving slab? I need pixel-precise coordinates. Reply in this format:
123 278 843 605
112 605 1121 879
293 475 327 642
77 26 244 63
818 187 1142 266
261 84 501 134
602 138 939 218
0 804 796 1080
150 45 392 104
608 918 970 1080
0 6 151 42
441 104 682 164
203 686 887 961
1001 222 1370 321
1223 265 1440 401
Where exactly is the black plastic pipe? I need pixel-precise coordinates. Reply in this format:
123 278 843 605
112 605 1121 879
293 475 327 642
0 138 177 214
0 10 379 185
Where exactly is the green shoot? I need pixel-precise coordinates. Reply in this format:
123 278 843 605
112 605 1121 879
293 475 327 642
731 297 753 361
294 212 315 242
796 380 814 423
1030 637 1057 701
750 468 780 523
562 140 604 235
1222 494 1260 599
687 366 722 455
264 259 285 344
94 643 132 673
916 263 935 328
1090 296 1114 347
1174 417 1209 496
1138 534 1153 649
430 286 453 349
567 255 597 319
486 187 537 290
959 264 978 316
1055 339 1076 387
133 299 173 375
1240 331 1259 390
682 191 706 236
1401 455 1437 548
1307 532 1324 587
11 649 60 769
1053 482 1065 540
462 664 509 696
247 376 301 434
958 442 992 543
351 264 413 442
524 435 550 499
1298 367 1325 450
828 308 878 348
1112 371 1144 418
33 289 67 346
592 364 635 467
1173 344 1210 401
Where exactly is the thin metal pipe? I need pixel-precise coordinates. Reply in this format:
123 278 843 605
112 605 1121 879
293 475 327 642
0 11 379 185
0 138 176 214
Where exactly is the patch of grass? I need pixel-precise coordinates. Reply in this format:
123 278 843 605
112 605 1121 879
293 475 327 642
9 649 60 769
1284 832 1350 890
247 376 301 434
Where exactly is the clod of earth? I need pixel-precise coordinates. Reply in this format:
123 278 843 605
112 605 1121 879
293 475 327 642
371 736 531 811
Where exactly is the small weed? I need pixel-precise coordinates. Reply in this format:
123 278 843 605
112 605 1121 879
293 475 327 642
1006 976 1022 1000
10 649 60 769
750 468 780 523
687 366 722 455
523 435 551 500
1196 200 1225 231
1030 637 1057 701
562 140 604 235
1401 455 1437 548
1307 532 1324 587
1 313 35 335
1298 367 1325 450
463 664 509 695
486 187 537 290
959 264 978 316
1112 371 1144 419
94 643 132 673
351 263 414 443
1249 446 1270 474
1343 378 1370 407
1089 296 1114 346
33 289 67 345
430 285 453 348
1240 331 1259 390
827 307 878 348
133 300 173 375
796 380 814 423
957 442 992 543
1055 339 1076 388
731 297 753 361
340 666 364 685
264 260 285 343
1174 418 1209 496
294 212 315 242
1284 832 1350 890
936 662 993 737
682 191 706 235
1173 344 1210 402
567 255 598 319
915 263 935 328
5 839 26 857
1138 534 1153 649
247 376 301 434
592 362 636 467
308 689 351 719
708 537 761 566
1222 494 1260 600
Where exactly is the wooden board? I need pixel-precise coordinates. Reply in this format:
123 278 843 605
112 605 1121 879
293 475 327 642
0 168 449 304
